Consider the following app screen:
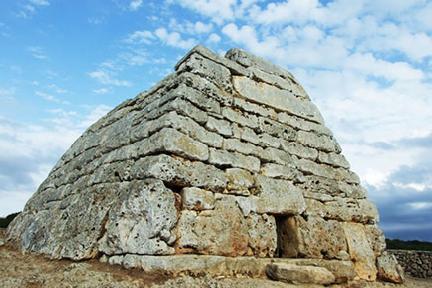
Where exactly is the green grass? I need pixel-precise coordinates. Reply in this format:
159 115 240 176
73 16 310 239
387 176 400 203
0 212 20 228
386 238 432 252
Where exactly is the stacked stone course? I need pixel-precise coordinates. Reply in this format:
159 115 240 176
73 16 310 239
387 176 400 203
7 46 404 285
391 250 432 278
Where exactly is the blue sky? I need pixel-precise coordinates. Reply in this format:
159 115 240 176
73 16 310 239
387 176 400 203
1 0 432 241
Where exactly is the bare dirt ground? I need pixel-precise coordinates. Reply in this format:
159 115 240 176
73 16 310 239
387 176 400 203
0 229 431 288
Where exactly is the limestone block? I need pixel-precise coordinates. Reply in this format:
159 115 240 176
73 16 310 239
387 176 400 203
246 213 277 257
279 215 349 260
177 52 233 92
99 179 178 255
266 263 336 285
225 168 255 195
181 187 215 210
262 147 294 165
160 112 223 148
237 126 260 145
176 197 250 256
258 117 296 141
281 141 318 160
376 252 405 283
222 107 259 129
257 133 282 148
232 76 324 123
318 151 350 169
223 138 264 158
146 97 208 124
175 84 221 114
206 116 232 136
278 112 332 136
226 48 295 82
295 158 360 184
176 45 249 76
305 198 379 224
342 222 377 281
209 148 260 172
255 176 305 215
131 154 227 192
297 131 339 153
260 163 303 182
233 97 277 119
138 128 209 161
365 225 386 257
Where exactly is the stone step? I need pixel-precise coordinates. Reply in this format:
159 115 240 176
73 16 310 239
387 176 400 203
266 263 335 285
105 255 355 284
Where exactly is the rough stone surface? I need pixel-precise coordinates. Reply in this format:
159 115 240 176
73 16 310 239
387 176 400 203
266 263 336 285
391 249 432 279
6 45 397 285
377 252 405 283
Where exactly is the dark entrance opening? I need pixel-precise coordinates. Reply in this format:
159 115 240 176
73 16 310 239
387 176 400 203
275 215 298 258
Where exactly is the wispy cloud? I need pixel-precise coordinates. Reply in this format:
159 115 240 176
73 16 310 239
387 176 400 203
28 46 48 60
35 91 69 104
0 104 111 216
129 0 143 11
17 0 50 18
88 69 132 87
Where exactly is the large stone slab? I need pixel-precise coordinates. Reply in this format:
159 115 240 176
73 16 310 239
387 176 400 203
232 76 324 123
255 176 305 215
99 179 178 255
342 222 378 281
266 263 336 285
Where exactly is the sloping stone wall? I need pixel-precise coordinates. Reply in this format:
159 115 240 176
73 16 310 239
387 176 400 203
391 250 432 278
6 46 403 284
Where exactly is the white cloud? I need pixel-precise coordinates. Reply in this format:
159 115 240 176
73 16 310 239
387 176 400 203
0 105 111 216
35 91 69 104
154 27 196 49
172 0 237 23
28 46 48 60
208 33 221 43
93 88 110 95
29 0 49 6
129 0 143 11
126 30 155 44
88 70 132 87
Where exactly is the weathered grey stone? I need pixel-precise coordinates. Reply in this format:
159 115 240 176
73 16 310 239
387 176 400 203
209 148 260 172
137 128 209 161
262 147 294 165
225 168 255 196
295 158 360 184
278 215 349 260
146 97 208 124
177 52 233 92
297 130 339 153
223 138 264 158
365 225 386 257
258 117 297 141
318 151 350 168
233 76 324 123
277 112 332 136
181 187 215 210
233 97 277 119
225 48 295 82
131 154 227 192
176 196 275 257
266 263 336 285
305 198 379 224
99 179 177 255
176 45 249 76
281 141 318 160
206 116 232 136
222 107 259 129
255 176 305 215
260 163 303 182
377 252 405 283
342 222 377 281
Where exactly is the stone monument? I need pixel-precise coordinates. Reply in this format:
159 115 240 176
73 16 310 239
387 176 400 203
6 46 404 285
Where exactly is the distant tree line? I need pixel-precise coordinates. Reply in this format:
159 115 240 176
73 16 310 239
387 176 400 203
0 212 20 228
386 238 432 252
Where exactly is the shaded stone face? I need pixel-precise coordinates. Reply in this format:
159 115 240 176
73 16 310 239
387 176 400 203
6 45 402 284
